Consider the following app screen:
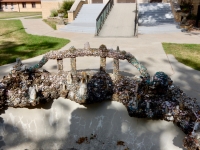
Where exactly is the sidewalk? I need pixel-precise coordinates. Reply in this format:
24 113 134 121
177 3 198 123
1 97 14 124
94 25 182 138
0 17 199 150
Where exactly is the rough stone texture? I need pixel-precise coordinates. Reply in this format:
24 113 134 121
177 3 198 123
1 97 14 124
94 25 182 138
0 46 200 150
0 16 200 150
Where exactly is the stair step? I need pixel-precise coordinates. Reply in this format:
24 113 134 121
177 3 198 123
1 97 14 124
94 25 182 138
138 3 181 34
60 4 105 33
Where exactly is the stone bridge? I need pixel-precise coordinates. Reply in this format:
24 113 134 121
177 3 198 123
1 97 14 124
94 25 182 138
0 43 199 150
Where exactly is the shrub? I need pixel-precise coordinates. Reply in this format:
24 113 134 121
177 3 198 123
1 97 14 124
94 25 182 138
180 0 193 13
50 9 58 17
62 1 74 11
57 9 65 14
61 1 74 18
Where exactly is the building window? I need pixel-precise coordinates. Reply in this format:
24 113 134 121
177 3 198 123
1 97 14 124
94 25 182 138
11 3 14 9
22 2 26 8
32 2 36 8
5 3 7 9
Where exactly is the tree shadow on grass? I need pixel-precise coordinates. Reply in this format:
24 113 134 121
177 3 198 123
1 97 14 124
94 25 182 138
0 41 62 66
176 57 200 71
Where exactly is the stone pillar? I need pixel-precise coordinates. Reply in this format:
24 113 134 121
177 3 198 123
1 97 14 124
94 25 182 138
84 42 90 50
99 44 107 72
113 46 120 80
69 46 77 78
100 57 106 72
113 59 119 79
57 59 63 71
70 58 76 77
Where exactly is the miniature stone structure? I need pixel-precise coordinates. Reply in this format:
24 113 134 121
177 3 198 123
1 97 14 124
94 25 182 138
0 43 199 150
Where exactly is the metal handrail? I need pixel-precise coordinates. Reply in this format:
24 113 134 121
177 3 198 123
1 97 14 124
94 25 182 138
134 0 138 37
95 0 114 36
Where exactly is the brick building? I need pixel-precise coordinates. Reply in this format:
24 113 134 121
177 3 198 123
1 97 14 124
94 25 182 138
0 0 42 12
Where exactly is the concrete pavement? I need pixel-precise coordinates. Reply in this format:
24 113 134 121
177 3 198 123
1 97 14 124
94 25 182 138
98 3 136 37
0 17 199 150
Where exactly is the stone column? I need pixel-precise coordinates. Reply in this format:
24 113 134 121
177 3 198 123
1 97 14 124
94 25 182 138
70 58 76 77
84 42 90 50
113 46 120 80
100 57 106 72
57 59 63 71
69 46 77 79
99 44 107 72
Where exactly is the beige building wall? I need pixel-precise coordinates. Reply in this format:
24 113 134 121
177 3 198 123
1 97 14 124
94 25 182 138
41 1 60 19
1 2 41 12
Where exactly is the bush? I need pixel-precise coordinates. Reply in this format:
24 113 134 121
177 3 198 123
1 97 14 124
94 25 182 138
61 1 74 18
57 9 65 14
62 1 74 11
50 9 58 17
180 0 193 13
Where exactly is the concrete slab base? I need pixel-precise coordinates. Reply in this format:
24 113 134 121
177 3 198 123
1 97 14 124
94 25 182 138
0 99 186 150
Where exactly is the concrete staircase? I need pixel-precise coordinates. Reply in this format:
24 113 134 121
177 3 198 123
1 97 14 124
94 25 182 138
98 3 136 37
60 4 105 33
138 3 181 34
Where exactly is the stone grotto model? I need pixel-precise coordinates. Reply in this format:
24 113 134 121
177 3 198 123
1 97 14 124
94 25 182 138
0 43 199 150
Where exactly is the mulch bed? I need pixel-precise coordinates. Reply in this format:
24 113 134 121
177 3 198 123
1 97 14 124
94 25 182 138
185 20 200 31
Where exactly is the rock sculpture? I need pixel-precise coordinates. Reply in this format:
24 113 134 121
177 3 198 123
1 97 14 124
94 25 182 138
0 43 199 150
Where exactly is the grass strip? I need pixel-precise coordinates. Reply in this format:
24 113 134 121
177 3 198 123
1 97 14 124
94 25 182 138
43 19 57 30
0 12 42 19
162 43 200 71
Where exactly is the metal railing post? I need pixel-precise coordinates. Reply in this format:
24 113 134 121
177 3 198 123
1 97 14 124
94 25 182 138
95 0 114 36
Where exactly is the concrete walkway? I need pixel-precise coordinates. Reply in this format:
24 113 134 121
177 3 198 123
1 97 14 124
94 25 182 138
98 3 136 37
0 17 200 150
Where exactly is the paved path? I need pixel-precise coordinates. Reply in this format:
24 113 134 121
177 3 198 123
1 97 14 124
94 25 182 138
0 17 200 150
98 3 136 37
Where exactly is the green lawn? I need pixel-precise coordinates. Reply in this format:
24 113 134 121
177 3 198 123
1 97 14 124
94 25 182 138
162 43 200 71
0 20 70 66
0 12 42 19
